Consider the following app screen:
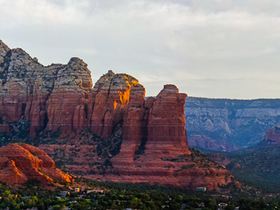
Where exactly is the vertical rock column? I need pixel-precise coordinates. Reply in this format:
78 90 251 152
112 84 190 173
111 84 146 166
145 84 190 158
90 71 139 139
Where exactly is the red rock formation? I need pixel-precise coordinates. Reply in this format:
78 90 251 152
0 42 92 138
145 84 190 158
25 94 49 138
89 71 139 139
0 40 238 190
111 84 146 167
0 143 73 184
108 85 235 190
0 95 23 123
93 157 235 190
46 89 86 136
38 143 101 175
265 124 280 144
45 58 92 136
112 84 190 166
1 40 190 146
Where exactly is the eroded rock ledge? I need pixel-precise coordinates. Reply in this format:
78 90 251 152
0 143 72 184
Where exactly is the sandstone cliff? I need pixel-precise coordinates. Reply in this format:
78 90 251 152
0 143 72 184
108 86 233 190
0 40 236 190
0 40 92 138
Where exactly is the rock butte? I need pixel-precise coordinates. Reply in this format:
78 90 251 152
0 143 72 184
0 40 237 189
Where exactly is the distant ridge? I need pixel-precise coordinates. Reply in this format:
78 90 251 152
186 97 280 151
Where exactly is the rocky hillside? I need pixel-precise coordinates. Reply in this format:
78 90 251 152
224 146 280 192
205 145 280 193
0 40 237 190
0 143 73 184
203 124 280 192
186 97 280 151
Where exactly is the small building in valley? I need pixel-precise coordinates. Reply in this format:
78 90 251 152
196 187 207 192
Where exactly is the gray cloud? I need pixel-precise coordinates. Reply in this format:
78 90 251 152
0 0 279 98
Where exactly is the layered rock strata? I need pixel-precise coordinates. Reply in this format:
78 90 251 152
0 40 237 190
89 70 139 138
0 143 72 184
111 84 190 165
0 40 92 138
109 85 233 190
186 97 280 151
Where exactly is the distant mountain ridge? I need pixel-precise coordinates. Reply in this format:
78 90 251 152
185 97 280 151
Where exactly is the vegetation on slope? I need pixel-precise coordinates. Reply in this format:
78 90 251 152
226 146 280 193
0 177 276 210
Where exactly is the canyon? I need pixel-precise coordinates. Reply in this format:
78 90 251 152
0 40 237 190
186 97 280 151
264 124 280 144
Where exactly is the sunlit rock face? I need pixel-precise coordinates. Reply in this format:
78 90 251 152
110 84 146 167
111 84 190 166
0 143 72 184
89 71 139 139
0 40 237 190
109 85 235 191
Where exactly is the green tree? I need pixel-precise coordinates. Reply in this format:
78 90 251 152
131 197 140 208
207 198 217 209
225 204 235 210
3 190 11 196
140 193 150 201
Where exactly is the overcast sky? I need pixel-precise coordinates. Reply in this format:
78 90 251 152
0 0 280 99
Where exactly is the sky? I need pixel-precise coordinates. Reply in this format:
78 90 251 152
0 0 280 99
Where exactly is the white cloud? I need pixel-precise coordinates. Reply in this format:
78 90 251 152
0 0 280 98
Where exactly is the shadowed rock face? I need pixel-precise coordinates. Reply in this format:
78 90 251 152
264 124 280 144
0 143 72 184
111 84 190 165
0 42 140 139
0 40 237 190
108 85 236 190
